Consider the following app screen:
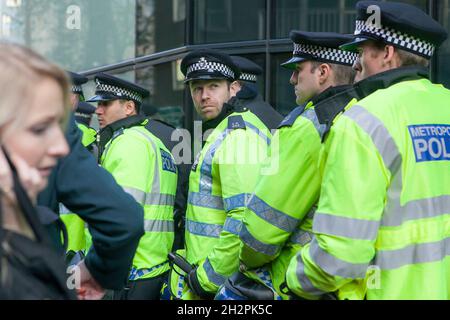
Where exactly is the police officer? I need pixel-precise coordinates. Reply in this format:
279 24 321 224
232 32 359 300
286 1 450 300
168 49 272 299
74 101 97 149
230 56 283 131
68 71 88 108
141 99 190 252
87 73 178 300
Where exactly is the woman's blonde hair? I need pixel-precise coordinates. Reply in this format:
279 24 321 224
0 42 71 138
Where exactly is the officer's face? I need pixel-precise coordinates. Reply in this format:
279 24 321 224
95 99 127 128
355 41 389 80
70 93 80 111
189 79 238 121
2 77 69 192
290 61 321 105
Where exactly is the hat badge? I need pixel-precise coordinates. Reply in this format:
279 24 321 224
199 57 207 68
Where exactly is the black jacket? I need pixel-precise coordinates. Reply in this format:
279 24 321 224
38 115 145 290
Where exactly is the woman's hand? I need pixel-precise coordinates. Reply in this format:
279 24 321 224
0 149 45 204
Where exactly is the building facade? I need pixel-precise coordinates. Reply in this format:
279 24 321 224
1 0 449 134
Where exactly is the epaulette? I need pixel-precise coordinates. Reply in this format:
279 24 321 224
278 105 306 129
228 115 246 130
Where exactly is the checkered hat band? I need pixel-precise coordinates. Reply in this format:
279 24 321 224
72 85 83 93
75 112 91 118
95 82 143 103
355 20 435 58
239 73 257 82
293 43 357 66
187 61 235 79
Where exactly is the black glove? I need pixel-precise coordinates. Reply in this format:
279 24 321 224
186 267 215 300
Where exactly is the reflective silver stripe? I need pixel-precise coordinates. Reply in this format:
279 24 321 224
310 238 368 279
376 237 450 270
290 229 313 246
186 219 222 238
144 220 174 232
295 250 328 296
344 106 450 227
200 129 230 193
223 217 242 235
302 108 326 138
145 193 175 206
246 195 299 233
203 258 226 287
344 105 402 173
223 194 250 212
188 192 224 210
245 121 271 146
123 187 175 207
128 128 161 198
239 223 281 256
313 212 380 241
199 122 270 194
382 195 450 227
59 203 71 215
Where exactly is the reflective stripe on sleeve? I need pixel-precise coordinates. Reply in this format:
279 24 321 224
313 212 380 240
186 219 223 238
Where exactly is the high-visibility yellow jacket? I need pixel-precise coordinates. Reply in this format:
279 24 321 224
101 117 178 280
183 108 272 297
287 67 450 300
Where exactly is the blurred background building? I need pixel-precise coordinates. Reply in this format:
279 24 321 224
1 0 449 134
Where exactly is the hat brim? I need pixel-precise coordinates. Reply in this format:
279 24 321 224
85 94 117 103
184 74 232 84
339 37 372 52
280 56 307 70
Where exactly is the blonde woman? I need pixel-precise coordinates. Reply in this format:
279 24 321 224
0 42 70 298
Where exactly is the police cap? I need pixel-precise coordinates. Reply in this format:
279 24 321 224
68 71 88 97
86 73 149 106
75 101 96 125
231 56 262 83
340 1 448 59
281 31 358 70
181 49 241 83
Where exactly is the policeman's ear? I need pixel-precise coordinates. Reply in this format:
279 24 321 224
317 63 331 85
382 45 399 69
229 80 241 98
123 100 138 116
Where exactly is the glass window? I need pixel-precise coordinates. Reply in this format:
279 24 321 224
136 62 185 128
270 53 297 116
273 0 427 39
0 0 136 71
437 0 450 89
193 0 266 44
136 0 186 57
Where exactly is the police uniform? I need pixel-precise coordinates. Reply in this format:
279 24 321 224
87 74 178 300
231 32 360 300
230 56 283 131
167 50 272 300
286 1 450 300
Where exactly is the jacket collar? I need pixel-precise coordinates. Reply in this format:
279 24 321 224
98 114 147 157
354 66 429 99
314 85 357 126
